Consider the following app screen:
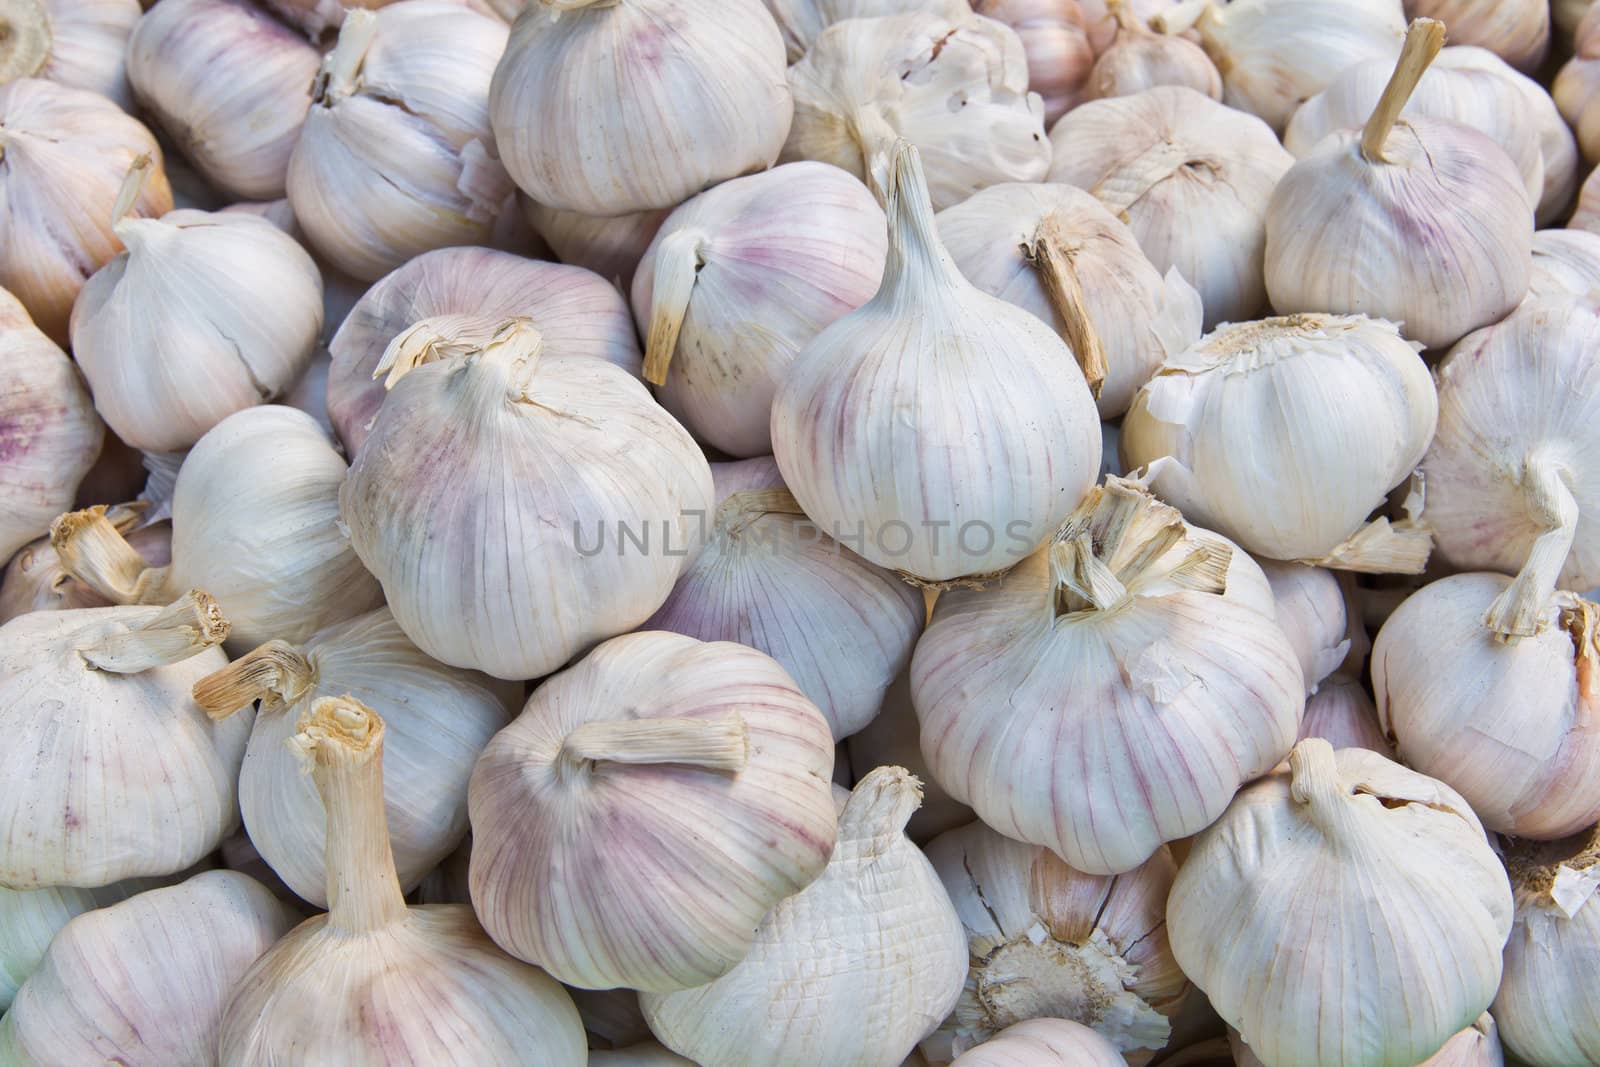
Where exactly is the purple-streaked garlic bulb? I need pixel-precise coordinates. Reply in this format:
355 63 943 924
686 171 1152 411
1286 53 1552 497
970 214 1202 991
1083 3 1219 103
0 505 168 624
0 0 139 107
970 0 1096 125
1405 0 1547 73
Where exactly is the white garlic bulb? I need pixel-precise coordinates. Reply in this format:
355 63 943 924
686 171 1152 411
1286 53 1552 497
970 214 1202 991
782 12 1049 212
491 0 791 216
1083 4 1219 103
219 697 587 1065
1169 739 1514 1067
761 0 970 63
0 0 138 107
950 1020 1131 1067
0 592 247 888
1257 560 1350 693
923 821 1185 1059
1527 229 1600 304
1405 0 1548 73
1298 675 1392 756
525 202 669 290
641 766 968 1067
327 246 642 454
0 79 172 343
634 162 886 458
1231 1015 1506 1067
771 142 1100 583
644 458 924 740
1122 314 1437 571
847 667 975 843
969 0 1095 124
936 182 1202 418
1045 86 1293 328
0 506 168 624
54 406 384 653
912 479 1303 875
1556 4 1600 164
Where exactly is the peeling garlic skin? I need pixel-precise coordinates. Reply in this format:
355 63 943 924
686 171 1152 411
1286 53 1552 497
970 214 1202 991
948 1018 1131 1067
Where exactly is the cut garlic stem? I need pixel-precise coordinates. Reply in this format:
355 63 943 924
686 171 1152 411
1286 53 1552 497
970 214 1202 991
50 506 169 605
110 152 156 231
558 713 750 776
192 639 315 720
1287 737 1348 820
1025 214 1109 399
838 765 923 842
0 0 51 82
312 9 378 107
380 317 543 392
1484 453 1580 639
642 230 708 386
78 589 230 673
1360 18 1446 164
374 313 511 389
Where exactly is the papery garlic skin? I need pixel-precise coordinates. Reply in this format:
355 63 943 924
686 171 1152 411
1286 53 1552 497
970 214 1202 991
1169 740 1513 1067
1083 10 1220 103
1046 86 1293 328
761 0 969 62
491 0 792 216
0 509 167 624
0 871 295 1066
641 767 968 1067
0 0 139 107
1298 675 1392 757
970 0 1095 124
1527 229 1600 305
1405 0 1548 74
949 1019 1130 1067
525 201 669 290
0 79 172 343
1257 560 1350 694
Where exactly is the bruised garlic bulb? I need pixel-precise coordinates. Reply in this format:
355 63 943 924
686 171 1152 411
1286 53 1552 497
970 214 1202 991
1299 676 1391 756
644 459 923 740
1169 740 1513 1067
0 592 246 888
782 12 1049 212
1257 561 1350 693
0 506 167 623
641 767 967 1067
923 822 1185 1059
970 0 1095 124
847 668 974 842
525 202 668 290
771 142 1100 583
936 182 1201 418
194 608 517 906
127 0 318 201
0 0 138 106
1405 0 1548 73
633 162 886 457
0 79 172 342
327 247 641 454
1083 4 1219 102
950 1020 1130 1067
491 0 791 216
219 697 587 1065
761 0 969 62
0 871 294 1066
912 479 1303 875
1232 1015 1505 1067
1046 86 1292 328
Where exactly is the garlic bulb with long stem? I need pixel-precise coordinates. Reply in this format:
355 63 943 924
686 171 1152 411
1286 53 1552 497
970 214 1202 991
633 162 887 458
969 1 1095 124
847 667 975 843
1298 675 1392 756
1404 0 1548 74
950 1020 1131 1067
0 505 168 624
761 0 970 63
219 696 587 1065
1045 86 1292 328
1230 1015 1506 1067
1257 560 1350 694
524 201 669 291
771 141 1100 583
1169 739 1514 1067
640 766 968 1067
1083 3 1219 103
912 479 1304 875
0 0 138 106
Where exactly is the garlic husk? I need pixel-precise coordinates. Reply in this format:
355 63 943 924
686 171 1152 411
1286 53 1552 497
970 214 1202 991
469 631 837 991
640 766 968 1067
1083 5 1220 103
949 1019 1130 1067
1257 560 1350 694
1169 739 1513 1067
782 12 1049 212
632 162 887 457
0 592 247 888
491 0 792 217
912 478 1304 875
761 0 969 63
0 0 138 107
0 79 172 343
0 506 167 624
970 0 1095 124
923 822 1185 1059
289 3 513 281
1045 86 1293 328
219 696 587 1064
936 182 1202 418
846 666 975 843
1122 314 1438 570
1527 229 1600 305
1493 825 1600 1064
593 1043 699 1067
1405 0 1548 73
54 406 385 653
644 458 924 740
194 607 517 907
524 201 669 291
341 321 711 680
127 0 319 200
1297 675 1392 757
771 142 1100 583
1230 1014 1506 1067
0 871 296 1065
327 246 642 455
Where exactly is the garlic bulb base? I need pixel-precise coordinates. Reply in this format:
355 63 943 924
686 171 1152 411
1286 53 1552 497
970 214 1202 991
77 588 229 673
192 639 313 720
50 505 167 605
0 0 51 82
1303 514 1433 574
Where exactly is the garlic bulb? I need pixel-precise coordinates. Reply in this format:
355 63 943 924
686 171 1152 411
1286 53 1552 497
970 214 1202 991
0 79 172 343
1557 3 1600 164
54 406 384 653
950 1020 1130 1067
1169 739 1514 1067
0 0 138 106
847 667 974 843
761 0 969 62
491 0 791 216
1083 5 1219 103
1493 825 1600 1064
1231 1015 1506 1067
644 458 923 740
469 631 836 990
525 202 669 290
1527 229 1600 304
327 246 641 455
0 871 295 1066
771 142 1100 583
1557 0 1596 37
1264 21 1533 352
1122 314 1437 571
0 592 247 888
640 766 968 1067
969 0 1095 124
923 821 1185 1059
1045 86 1293 328
912 479 1303 875
1298 675 1391 756
0 506 168 624
71 165 324 453
219 696 587 1065
341 320 711 680
1574 163 1600 236
1079 0 1186 52
1405 0 1548 73
1257 560 1350 693
633 162 887 458
936 182 1202 418
289 4 512 281
782 12 1049 212
593 1044 698 1067
193 607 517 907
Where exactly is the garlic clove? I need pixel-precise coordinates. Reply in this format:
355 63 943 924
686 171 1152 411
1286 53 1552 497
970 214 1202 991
1083 3 1220 103
969 0 1097 125
761 0 970 63
949 1019 1131 1067
846 665 975 844
525 200 670 291
1404 0 1549 74
0 504 167 624
0 0 139 108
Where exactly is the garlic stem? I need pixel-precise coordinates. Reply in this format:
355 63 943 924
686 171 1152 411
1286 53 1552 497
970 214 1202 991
1562 596 1600 703
847 106 900 201
1287 737 1346 815
882 140 962 292
557 713 749 777
50 506 170 605
642 230 707 386
77 589 230 673
312 9 378 108
110 154 157 234
1306 516 1434 575
378 317 545 396
1025 215 1109 399
837 764 922 843
291 695 408 934
192 640 315 721
1152 0 1213 35
1483 454 1579 639
713 487 808 538
0 0 52 83
1359 18 1446 164
373 313 508 389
